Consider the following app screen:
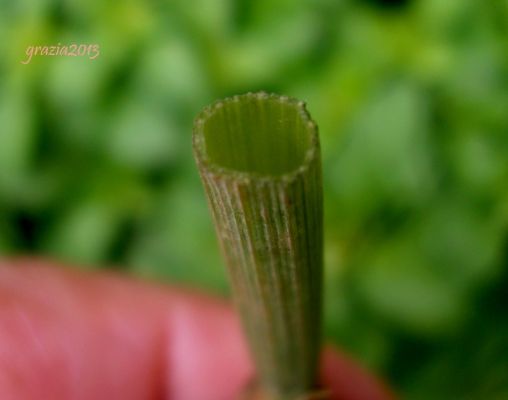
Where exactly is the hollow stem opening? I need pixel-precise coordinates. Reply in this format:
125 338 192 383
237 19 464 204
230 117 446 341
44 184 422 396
194 92 315 177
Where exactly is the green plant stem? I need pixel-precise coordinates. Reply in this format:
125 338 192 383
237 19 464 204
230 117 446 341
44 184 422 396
193 92 324 400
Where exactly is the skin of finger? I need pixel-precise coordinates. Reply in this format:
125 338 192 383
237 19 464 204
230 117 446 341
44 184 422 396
0 258 253 400
321 346 396 400
0 259 395 400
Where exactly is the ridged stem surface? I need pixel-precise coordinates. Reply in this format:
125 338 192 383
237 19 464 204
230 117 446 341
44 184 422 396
193 92 323 400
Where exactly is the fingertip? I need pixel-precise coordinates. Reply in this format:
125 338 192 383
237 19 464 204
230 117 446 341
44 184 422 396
166 293 254 400
320 345 397 400
0 259 255 400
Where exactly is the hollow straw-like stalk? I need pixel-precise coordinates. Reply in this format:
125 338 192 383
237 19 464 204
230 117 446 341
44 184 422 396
193 92 324 400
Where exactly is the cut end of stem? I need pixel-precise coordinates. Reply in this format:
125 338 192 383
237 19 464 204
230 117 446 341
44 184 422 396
193 92 319 180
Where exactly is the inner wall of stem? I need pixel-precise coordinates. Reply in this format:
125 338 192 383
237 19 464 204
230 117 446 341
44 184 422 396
201 95 312 176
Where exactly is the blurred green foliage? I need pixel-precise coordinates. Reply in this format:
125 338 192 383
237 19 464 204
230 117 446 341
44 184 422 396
1 0 507 398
